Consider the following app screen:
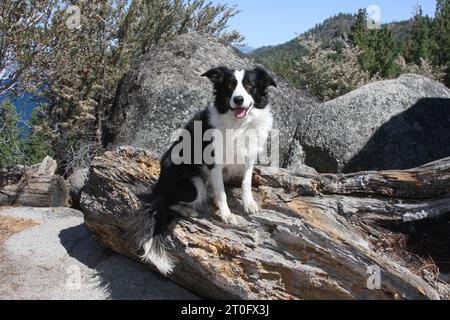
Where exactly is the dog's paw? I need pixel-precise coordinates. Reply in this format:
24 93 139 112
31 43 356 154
220 212 239 225
243 199 260 215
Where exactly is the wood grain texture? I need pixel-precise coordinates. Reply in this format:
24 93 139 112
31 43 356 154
80 147 450 300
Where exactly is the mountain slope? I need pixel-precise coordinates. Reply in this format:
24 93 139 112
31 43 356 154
252 13 412 66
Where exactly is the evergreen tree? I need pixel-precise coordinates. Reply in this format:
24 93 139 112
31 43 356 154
24 104 53 165
405 6 433 65
0 100 25 167
350 9 368 44
433 0 450 85
350 9 399 78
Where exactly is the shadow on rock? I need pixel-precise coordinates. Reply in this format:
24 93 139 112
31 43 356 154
344 98 450 173
58 224 199 300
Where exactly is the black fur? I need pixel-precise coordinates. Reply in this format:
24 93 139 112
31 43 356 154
149 109 214 237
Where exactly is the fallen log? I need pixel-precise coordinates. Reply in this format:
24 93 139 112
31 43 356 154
0 157 69 207
80 147 450 300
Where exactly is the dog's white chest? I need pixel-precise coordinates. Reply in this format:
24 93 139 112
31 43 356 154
208 104 273 169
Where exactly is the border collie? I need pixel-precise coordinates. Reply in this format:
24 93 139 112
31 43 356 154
133 66 277 275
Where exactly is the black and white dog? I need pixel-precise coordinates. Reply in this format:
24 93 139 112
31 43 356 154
135 66 277 275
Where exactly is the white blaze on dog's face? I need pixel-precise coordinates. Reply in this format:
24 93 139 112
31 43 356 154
230 70 255 120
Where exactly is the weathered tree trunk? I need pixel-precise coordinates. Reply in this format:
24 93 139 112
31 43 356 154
0 157 69 207
80 147 450 300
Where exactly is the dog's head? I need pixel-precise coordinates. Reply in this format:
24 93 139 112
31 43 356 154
202 66 277 120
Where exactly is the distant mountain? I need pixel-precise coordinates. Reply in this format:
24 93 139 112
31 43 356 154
234 45 255 55
252 13 413 66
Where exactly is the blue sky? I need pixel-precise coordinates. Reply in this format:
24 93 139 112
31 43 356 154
212 0 437 48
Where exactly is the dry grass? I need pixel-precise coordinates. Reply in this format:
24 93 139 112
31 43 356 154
0 215 38 247
0 212 39 293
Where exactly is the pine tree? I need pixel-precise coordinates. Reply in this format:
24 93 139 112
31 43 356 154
350 9 399 78
405 6 433 65
375 28 399 78
24 104 53 165
433 0 450 86
0 100 25 167
350 9 368 44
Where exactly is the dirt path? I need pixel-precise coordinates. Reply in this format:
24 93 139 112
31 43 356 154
0 210 40 297
0 207 199 300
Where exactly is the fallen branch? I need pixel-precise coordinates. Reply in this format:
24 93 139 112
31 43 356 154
80 147 449 300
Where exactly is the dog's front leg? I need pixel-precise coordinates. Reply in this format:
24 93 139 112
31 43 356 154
242 163 260 214
211 166 238 224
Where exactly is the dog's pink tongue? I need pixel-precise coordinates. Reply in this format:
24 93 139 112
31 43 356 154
234 108 247 119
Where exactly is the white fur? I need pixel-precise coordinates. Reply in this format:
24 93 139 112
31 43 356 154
140 235 174 275
132 213 175 275
231 70 254 110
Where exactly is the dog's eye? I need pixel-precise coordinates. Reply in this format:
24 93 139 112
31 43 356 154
245 83 254 90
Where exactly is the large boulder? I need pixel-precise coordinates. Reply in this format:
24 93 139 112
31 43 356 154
104 32 317 165
68 168 89 209
0 157 69 207
293 74 450 173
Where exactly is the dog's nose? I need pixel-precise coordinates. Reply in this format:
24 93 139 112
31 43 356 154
233 96 244 106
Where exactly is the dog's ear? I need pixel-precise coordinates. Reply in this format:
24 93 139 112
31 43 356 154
255 67 277 89
202 67 227 84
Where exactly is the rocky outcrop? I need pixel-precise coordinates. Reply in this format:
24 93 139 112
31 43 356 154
68 169 89 209
0 157 69 207
293 74 450 173
80 147 450 300
104 32 317 166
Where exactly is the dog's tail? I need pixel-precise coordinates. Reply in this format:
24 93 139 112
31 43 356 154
130 194 176 275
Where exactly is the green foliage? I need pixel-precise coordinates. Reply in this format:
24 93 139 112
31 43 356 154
350 10 400 78
291 38 371 101
432 0 450 85
1 0 243 174
0 100 54 167
24 104 54 165
405 6 433 65
120 0 243 56
0 0 58 97
254 3 450 101
0 100 25 167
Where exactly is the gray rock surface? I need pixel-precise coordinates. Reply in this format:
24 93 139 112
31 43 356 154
68 169 89 209
293 74 450 173
0 207 198 300
104 32 317 166
0 157 69 207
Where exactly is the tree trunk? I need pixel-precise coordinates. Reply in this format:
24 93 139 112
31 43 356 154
0 157 69 207
80 147 450 300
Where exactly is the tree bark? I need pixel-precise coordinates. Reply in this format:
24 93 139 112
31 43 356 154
0 157 69 207
80 147 450 300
